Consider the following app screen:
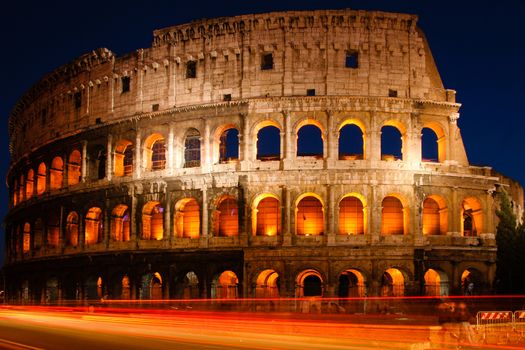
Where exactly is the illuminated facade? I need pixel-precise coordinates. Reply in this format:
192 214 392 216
4 9 523 304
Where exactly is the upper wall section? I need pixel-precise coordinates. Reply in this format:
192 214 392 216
8 9 456 160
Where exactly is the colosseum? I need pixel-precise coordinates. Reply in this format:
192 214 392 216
4 9 523 304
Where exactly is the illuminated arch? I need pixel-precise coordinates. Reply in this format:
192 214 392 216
50 156 64 190
212 124 239 164
12 178 18 206
252 194 281 236
254 121 281 161
296 269 323 297
184 128 201 168
338 119 366 160
423 195 448 235
422 122 446 163
121 275 131 300
85 207 103 245
68 150 82 185
18 174 25 202
181 271 199 299
381 268 405 297
212 270 239 299
338 194 366 235
144 133 166 171
424 268 449 296
142 201 164 240
22 223 30 253
296 193 324 236
255 269 280 298
66 211 79 247
461 197 482 237
381 195 408 235
296 119 324 157
174 198 200 238
214 195 238 237
37 162 46 195
111 204 130 242
338 269 366 298
381 120 407 161
25 169 34 200
461 268 483 295
114 140 133 177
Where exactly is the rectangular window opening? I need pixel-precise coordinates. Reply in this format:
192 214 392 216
306 89 316 96
73 92 82 109
388 89 398 98
186 61 197 78
261 53 274 70
152 104 159 111
223 94 232 102
121 76 130 93
345 51 358 69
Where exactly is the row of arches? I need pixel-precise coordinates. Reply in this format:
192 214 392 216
10 121 445 207
11 193 483 256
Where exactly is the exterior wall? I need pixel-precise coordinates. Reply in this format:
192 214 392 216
4 9 522 304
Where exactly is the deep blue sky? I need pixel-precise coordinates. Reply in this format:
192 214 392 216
1 0 524 266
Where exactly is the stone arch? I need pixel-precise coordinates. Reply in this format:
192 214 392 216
295 193 324 236
338 119 365 160
254 120 281 161
255 269 280 298
381 194 409 235
174 198 200 238
461 268 484 296
252 193 281 236
338 193 366 235
421 121 446 163
338 268 366 298
212 270 239 299
213 195 238 237
50 156 64 190
121 275 131 300
424 268 449 296
37 162 46 195
114 139 133 177
68 149 82 185
296 269 324 297
25 169 34 200
142 201 164 240
111 204 130 242
65 211 79 247
184 128 201 168
180 271 200 299
18 174 24 202
144 133 166 171
85 207 103 245
296 119 324 158
422 195 448 235
461 197 482 236
381 120 407 161
381 268 406 297
212 123 240 164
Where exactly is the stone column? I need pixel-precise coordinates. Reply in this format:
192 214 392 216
106 134 113 181
325 111 335 168
369 184 380 242
104 200 110 247
203 119 211 172
448 113 460 162
81 140 88 182
134 130 142 179
168 123 175 174
241 113 249 162
130 187 139 242
283 111 293 161
62 152 69 188
327 185 336 246
283 187 292 246
201 186 209 247
165 193 172 243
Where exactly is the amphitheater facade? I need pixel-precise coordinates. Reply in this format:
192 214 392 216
4 9 523 304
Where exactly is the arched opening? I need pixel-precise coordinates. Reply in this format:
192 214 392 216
296 269 323 297
461 269 483 296
339 123 364 160
22 223 30 253
422 123 446 163
381 196 405 235
12 178 18 206
182 271 199 299
45 278 59 304
50 157 64 190
139 272 163 300
338 196 365 235
144 134 166 171
219 128 239 163
114 140 133 177
96 148 106 180
381 125 403 161
184 128 201 168
111 204 130 242
254 196 281 236
423 196 448 235
18 175 24 202
84 276 103 300
381 268 405 297
461 198 482 237
121 275 131 300
255 269 280 298
47 213 60 248
296 195 324 236
142 201 164 240
257 125 280 161
66 212 79 247
85 207 103 245
25 169 34 200
212 270 239 299
297 124 323 158
424 269 449 296
37 162 46 195
338 269 365 298
421 128 438 162
34 218 43 251
68 150 82 185
215 196 238 237
174 198 200 238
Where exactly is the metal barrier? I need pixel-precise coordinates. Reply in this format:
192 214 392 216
514 311 525 341
476 311 513 344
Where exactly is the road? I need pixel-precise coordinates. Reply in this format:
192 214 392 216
0 306 521 349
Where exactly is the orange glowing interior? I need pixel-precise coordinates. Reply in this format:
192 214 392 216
66 212 79 247
338 196 364 235
85 207 102 245
256 197 281 236
68 150 82 185
381 196 404 235
50 156 64 190
214 271 238 299
175 198 200 238
25 169 34 199
114 140 133 177
461 197 482 237
112 204 130 241
18 175 24 203
296 196 324 236
217 197 238 237
424 269 441 296
37 162 46 195
255 269 280 298
142 201 164 240
23 223 30 253
382 268 404 297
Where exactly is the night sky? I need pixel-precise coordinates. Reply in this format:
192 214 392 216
1 0 524 267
